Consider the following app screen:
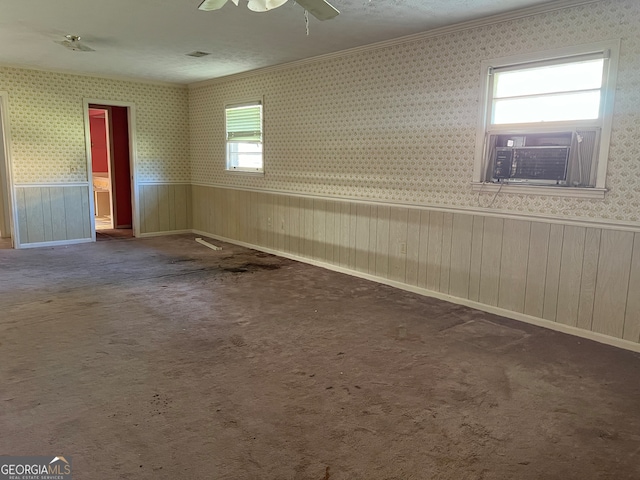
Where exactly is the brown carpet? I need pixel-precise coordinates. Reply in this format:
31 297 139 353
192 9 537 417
1 234 639 479
96 228 134 241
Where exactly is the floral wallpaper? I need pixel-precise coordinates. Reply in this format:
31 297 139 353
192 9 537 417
189 0 640 223
1 68 190 183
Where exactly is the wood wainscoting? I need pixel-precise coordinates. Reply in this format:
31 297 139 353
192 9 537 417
139 183 192 236
15 184 92 247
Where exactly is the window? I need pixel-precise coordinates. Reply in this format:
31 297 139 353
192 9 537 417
225 101 263 173
473 41 619 198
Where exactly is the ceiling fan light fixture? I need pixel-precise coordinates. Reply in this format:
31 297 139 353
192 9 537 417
247 0 288 12
198 0 338 21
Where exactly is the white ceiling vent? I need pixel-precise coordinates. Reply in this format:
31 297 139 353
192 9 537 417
186 51 211 58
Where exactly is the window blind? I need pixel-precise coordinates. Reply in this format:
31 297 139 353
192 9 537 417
226 103 262 142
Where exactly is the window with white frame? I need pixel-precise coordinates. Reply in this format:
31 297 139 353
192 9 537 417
473 41 619 198
225 101 263 173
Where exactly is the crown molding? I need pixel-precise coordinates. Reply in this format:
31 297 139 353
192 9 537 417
0 62 187 88
188 0 603 89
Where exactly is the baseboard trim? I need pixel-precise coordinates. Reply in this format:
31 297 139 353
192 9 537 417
191 228 640 354
17 237 93 249
139 229 192 238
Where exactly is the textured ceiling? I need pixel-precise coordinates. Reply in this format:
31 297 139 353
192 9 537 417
0 0 570 84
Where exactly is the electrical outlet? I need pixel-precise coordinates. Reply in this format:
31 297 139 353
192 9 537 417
267 217 272 228
399 242 407 255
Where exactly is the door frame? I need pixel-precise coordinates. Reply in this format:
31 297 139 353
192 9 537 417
0 91 16 246
83 99 139 238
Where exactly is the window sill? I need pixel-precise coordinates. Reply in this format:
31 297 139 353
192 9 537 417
471 182 607 199
225 169 264 176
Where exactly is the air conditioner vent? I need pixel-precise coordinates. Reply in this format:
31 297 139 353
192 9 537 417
186 51 211 58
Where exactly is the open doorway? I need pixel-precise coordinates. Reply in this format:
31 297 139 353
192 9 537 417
87 103 134 240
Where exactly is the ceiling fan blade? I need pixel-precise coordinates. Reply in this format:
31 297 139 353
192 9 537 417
198 0 229 11
294 0 339 20
247 0 288 12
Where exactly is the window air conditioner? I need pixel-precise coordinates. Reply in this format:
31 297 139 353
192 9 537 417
492 146 570 185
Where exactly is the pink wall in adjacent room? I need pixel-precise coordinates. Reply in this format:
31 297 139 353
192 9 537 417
89 111 108 173
110 106 132 227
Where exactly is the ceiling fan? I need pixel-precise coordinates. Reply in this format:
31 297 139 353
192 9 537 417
56 35 95 52
198 0 339 21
